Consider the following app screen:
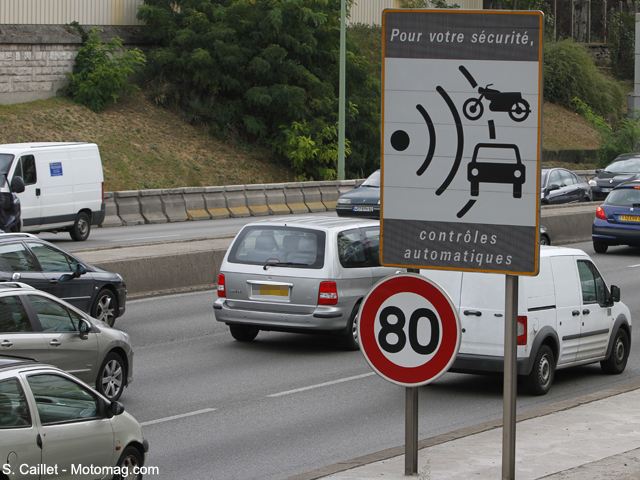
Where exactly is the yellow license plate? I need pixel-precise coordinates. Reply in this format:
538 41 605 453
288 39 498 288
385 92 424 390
620 215 640 222
254 285 288 296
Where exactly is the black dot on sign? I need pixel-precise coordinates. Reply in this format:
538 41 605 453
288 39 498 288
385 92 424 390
391 130 410 151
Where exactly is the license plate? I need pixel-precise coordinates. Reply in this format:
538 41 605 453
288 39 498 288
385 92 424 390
620 215 640 222
252 284 289 297
601 188 612 193
353 206 374 212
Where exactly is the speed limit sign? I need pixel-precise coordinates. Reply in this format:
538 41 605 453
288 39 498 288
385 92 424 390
358 273 461 387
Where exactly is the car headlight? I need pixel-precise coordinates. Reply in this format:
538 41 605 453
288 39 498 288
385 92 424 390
338 198 351 204
377 199 381 204
588 179 597 186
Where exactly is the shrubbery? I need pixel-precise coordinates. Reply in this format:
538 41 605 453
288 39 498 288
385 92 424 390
544 40 624 117
61 23 146 113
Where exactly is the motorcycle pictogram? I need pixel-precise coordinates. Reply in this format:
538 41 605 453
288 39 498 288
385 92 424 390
462 84 531 123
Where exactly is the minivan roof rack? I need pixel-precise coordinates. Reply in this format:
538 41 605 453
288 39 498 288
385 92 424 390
0 233 38 239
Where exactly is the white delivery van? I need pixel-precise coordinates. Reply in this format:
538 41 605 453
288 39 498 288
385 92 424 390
421 246 632 395
0 142 105 241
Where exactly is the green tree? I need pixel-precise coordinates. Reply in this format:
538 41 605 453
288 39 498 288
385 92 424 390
137 0 381 180
608 11 635 80
61 23 146 113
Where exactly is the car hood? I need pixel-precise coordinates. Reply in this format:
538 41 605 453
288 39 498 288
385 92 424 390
593 172 640 186
339 186 380 204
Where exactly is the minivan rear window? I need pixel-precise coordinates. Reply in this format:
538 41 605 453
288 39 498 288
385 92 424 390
228 226 326 269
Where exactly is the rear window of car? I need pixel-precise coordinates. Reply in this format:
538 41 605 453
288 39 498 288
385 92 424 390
605 188 640 206
228 226 326 269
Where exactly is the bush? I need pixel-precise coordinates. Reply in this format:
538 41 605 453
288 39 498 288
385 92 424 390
608 11 635 80
60 24 146 113
544 40 624 117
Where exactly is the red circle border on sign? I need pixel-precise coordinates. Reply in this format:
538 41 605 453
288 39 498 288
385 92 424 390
360 274 460 386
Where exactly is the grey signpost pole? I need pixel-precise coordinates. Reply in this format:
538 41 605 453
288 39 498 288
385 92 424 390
503 274 519 480
406 267 420 476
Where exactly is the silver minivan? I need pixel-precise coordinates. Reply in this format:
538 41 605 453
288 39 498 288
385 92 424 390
214 216 401 349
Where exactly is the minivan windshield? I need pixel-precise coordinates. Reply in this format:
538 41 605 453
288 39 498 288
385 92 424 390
0 154 14 174
228 226 326 269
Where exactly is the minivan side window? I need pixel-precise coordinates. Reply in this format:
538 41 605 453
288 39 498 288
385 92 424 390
0 378 32 428
0 295 32 333
338 229 368 268
362 226 382 267
26 374 99 424
577 260 607 305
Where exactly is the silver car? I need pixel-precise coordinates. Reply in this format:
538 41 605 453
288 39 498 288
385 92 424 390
0 355 147 480
0 283 133 401
214 216 401 349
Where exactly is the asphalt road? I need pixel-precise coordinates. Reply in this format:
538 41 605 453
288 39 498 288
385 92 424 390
107 240 640 480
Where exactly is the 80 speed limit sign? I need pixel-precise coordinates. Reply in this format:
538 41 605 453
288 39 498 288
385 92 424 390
358 273 461 387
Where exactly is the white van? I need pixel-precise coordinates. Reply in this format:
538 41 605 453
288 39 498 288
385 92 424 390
0 142 105 241
421 246 632 395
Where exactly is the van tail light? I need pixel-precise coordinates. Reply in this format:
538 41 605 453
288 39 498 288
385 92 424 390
101 182 105 203
217 273 226 298
517 316 527 345
318 281 338 305
595 206 607 220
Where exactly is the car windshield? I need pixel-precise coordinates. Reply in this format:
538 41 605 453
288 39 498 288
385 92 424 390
0 154 14 174
604 157 640 173
228 226 326 269
604 187 640 206
361 170 380 188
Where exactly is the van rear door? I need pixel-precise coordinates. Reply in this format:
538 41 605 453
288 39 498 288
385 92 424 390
12 154 41 228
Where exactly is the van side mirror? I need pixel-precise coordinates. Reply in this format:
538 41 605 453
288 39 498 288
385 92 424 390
10 176 25 194
610 285 620 303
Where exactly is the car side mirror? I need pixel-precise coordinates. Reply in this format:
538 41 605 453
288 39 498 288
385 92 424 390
75 264 86 277
78 319 91 339
106 400 125 418
610 285 620 303
595 169 602 174
548 183 561 192
10 176 25 194
59 273 74 282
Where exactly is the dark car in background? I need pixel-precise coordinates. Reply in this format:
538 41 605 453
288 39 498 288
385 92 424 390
589 154 640 201
0 233 126 326
541 167 592 204
336 169 380 219
592 180 640 253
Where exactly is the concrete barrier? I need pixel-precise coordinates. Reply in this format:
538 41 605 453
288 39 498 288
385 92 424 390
301 181 327 212
102 192 122 228
284 183 309 214
161 189 188 222
245 184 270 216
265 183 290 215
338 179 357 195
541 202 598 245
114 191 145 226
183 187 211 221
203 186 230 219
319 181 340 211
225 185 250 218
139 189 168 224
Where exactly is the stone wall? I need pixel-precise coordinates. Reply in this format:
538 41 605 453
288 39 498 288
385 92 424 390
0 24 149 105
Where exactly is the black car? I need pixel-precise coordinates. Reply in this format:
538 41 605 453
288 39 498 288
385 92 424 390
336 169 380 219
588 154 640 201
0 233 126 326
541 167 592 204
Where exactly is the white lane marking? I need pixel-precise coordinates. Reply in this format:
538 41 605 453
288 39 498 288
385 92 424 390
140 408 217 426
112 235 182 241
267 372 376 398
629 264 640 268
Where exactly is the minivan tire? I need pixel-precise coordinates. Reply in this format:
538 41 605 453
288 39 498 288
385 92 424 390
601 329 629 375
524 345 555 395
338 307 360 351
114 445 144 480
229 325 259 342
70 212 90 241
593 241 608 254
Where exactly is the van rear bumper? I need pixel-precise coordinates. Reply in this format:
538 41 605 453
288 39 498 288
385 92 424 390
450 353 529 376
92 203 106 226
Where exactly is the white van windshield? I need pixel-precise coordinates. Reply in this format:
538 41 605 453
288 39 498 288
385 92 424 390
0 154 14 174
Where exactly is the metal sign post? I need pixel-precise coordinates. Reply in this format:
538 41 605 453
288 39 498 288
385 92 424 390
406 386 419 475
503 275 519 480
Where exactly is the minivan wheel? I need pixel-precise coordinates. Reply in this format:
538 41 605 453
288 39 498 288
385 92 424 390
229 325 259 342
601 329 629 375
593 241 608 254
70 212 91 241
524 345 555 395
338 307 360 351
115 446 144 480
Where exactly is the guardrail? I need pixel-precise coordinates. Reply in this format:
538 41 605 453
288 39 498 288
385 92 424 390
103 171 597 227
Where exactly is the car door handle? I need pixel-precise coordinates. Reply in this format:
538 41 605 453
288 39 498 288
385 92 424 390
49 279 59 284
463 310 482 317
1 340 13 347
49 340 61 347
572 310 580 316
37 433 43 449
583 309 590 315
